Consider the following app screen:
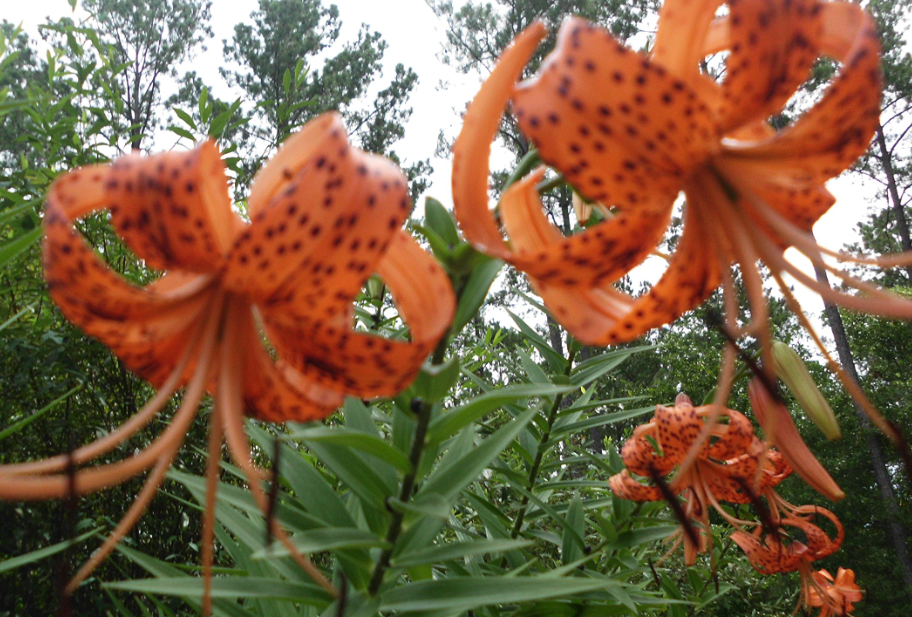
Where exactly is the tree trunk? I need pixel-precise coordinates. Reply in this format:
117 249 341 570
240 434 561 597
812 256 912 599
875 123 912 281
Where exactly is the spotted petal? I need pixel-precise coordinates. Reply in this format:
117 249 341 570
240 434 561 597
235 304 346 423
705 408 755 461
223 115 360 301
513 17 716 208
106 143 238 273
43 168 211 347
717 0 822 132
608 470 664 502
651 0 722 83
500 169 672 289
261 151 412 323
451 22 546 259
264 231 455 398
722 2 881 188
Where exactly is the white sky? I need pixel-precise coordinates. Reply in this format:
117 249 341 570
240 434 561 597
3 0 890 342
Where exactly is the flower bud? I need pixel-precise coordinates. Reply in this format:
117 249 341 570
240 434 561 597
772 341 840 441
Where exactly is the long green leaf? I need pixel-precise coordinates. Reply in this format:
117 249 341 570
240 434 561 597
391 539 533 568
0 199 41 226
378 577 611 611
105 577 332 605
304 440 392 509
251 528 388 558
114 545 255 617
0 528 99 574
507 310 566 372
604 525 681 550
286 426 412 475
570 347 649 387
550 405 654 438
427 384 572 446
0 227 41 268
0 386 81 442
420 404 539 502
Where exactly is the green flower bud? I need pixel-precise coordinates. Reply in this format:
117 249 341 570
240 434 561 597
772 341 841 440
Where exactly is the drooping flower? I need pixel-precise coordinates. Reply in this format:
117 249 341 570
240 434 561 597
807 568 864 617
452 0 909 501
609 393 792 564
0 113 455 606
453 0 905 349
731 506 848 614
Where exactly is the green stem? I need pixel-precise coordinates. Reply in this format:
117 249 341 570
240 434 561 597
536 174 567 195
367 398 432 595
509 351 576 539
503 148 541 190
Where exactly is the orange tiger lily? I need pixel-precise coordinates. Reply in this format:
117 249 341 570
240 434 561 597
452 0 908 501
732 506 847 614
731 505 843 574
609 394 791 564
807 568 864 617
0 112 455 607
453 0 905 347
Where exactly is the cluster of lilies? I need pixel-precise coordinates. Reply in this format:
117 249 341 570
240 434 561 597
609 391 858 616
2 0 908 614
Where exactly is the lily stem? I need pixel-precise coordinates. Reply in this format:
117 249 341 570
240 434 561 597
368 398 432 595
509 351 575 539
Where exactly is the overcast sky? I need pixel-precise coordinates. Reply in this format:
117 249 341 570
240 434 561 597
4 0 886 338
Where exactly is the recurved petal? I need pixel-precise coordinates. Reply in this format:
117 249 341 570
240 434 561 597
260 150 412 322
265 231 454 398
705 408 755 461
530 200 719 346
621 432 677 477
247 113 344 217
107 141 238 272
765 449 793 486
43 169 208 341
608 470 664 501
654 402 703 464
513 18 715 206
452 22 546 258
500 169 672 289
575 196 721 344
235 304 345 423
731 529 807 574
531 279 635 345
703 463 756 503
716 0 823 132
651 0 723 82
790 505 845 560
721 1 881 189
223 117 358 300
107 312 208 389
85 274 215 387
376 230 456 347
730 167 836 233
834 568 863 603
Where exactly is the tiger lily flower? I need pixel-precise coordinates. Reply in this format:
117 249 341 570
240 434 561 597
453 0 906 347
807 568 864 617
609 394 791 564
453 0 909 501
732 506 847 613
0 112 455 606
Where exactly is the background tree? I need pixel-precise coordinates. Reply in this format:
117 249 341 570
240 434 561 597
221 0 430 196
83 0 213 151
